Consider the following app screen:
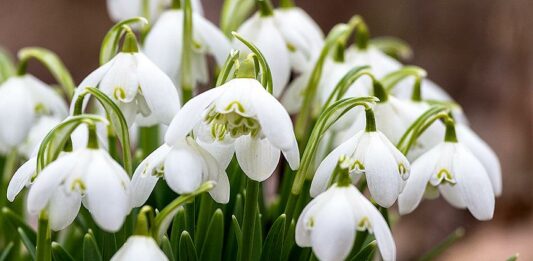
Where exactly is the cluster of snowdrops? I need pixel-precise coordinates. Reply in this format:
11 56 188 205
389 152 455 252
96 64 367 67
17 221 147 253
0 0 501 260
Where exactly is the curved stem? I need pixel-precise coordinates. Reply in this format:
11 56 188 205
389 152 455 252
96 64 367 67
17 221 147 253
280 0 295 8
257 0 274 17
232 32 273 93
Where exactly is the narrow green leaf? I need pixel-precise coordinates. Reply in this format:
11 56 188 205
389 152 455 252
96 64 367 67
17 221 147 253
418 227 465 261
195 193 214 251
99 17 148 65
220 0 255 37
0 242 14 261
83 232 102 261
171 206 188 257
18 227 36 259
506 253 520 261
160 236 175 261
350 241 377 261
281 220 296 261
261 214 286 261
2 207 37 244
199 209 224 261
51 242 75 261
231 215 243 251
17 47 75 99
179 231 198 261
252 211 263 261
0 47 15 83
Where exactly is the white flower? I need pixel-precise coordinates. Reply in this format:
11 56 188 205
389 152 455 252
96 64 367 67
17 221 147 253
106 0 204 22
297 184 396 261
273 6 324 73
398 141 495 220
74 52 180 127
18 116 62 159
111 236 168 261
165 78 300 181
311 130 409 207
144 9 231 89
26 148 131 231
130 137 229 208
235 13 291 97
0 75 67 150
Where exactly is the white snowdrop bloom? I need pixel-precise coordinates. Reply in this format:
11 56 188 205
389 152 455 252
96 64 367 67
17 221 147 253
74 50 180 127
111 236 168 261
273 6 324 73
165 78 300 181
130 137 230 208
398 141 495 220
18 116 62 159
347 46 452 101
0 75 68 150
235 13 291 97
144 8 231 89
106 0 203 23
26 147 131 231
311 130 409 207
297 184 396 261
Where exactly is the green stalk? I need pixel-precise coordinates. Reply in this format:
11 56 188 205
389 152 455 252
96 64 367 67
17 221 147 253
181 0 195 103
139 125 160 157
239 179 259 261
279 0 295 8
36 212 51 261
418 228 465 261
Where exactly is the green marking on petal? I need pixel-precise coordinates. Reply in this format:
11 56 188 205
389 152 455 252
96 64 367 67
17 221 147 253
436 169 456 185
286 43 297 53
113 87 127 100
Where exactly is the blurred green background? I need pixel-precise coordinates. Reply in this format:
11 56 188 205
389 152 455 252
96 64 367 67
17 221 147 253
0 0 531 259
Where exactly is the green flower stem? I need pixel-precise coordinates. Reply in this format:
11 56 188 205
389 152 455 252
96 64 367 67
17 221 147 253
419 228 465 261
444 119 458 143
139 125 160 157
216 50 240 86
0 47 16 83
381 66 426 101
121 29 139 53
365 108 377 132
239 178 259 261
171 0 181 9
279 0 295 8
370 37 413 60
181 0 195 102
220 0 255 37
99 17 148 65
257 0 274 17
36 211 51 261
332 41 345 63
232 32 274 93
134 206 155 237
86 123 100 149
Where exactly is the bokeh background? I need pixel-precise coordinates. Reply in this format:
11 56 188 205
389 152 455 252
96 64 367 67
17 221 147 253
0 0 531 260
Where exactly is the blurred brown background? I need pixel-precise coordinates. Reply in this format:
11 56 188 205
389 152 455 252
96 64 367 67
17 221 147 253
0 0 531 260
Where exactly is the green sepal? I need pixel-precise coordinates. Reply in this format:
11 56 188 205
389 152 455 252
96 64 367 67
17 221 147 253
2 207 37 244
370 37 413 60
199 209 224 261
18 227 36 259
99 17 148 65
82 231 102 261
179 231 198 261
349 240 377 261
160 236 176 261
51 242 76 261
261 214 286 261
0 47 15 83
17 47 76 99
232 32 274 93
72 87 133 174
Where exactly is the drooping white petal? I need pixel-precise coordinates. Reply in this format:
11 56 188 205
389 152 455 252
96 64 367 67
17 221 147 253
310 187 356 261
165 87 224 145
48 188 82 231
236 14 290 97
19 116 61 159
111 236 168 261
235 135 280 182
457 125 502 196
310 133 361 197
193 13 232 66
99 53 139 103
281 71 308 114
136 53 181 126
438 183 467 209
7 157 37 202
196 139 235 169
26 152 78 215
0 78 35 147
70 61 113 115
130 144 171 208
84 150 129 232
164 145 204 194
296 188 333 247
192 140 230 204
214 79 257 116
24 75 68 118
454 144 495 220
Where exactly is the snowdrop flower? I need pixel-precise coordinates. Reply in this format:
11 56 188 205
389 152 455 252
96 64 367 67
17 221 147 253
130 137 229 208
107 0 203 23
297 180 395 261
144 6 231 89
18 116 62 159
111 236 168 261
26 129 131 231
165 77 300 181
74 33 180 127
311 110 409 207
399 124 496 220
0 75 68 150
273 5 324 73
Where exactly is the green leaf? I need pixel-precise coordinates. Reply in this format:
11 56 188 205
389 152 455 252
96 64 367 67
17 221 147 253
100 17 148 65
18 227 36 260
252 212 263 261
83 232 102 261
195 193 214 251
51 242 75 261
350 241 377 261
418 228 465 261
17 47 75 99
281 220 296 261
179 231 198 261
199 209 224 261
0 242 14 261
160 236 175 261
0 47 15 83
74 87 133 174
171 206 188 257
261 214 286 261
2 207 37 244
506 253 520 261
